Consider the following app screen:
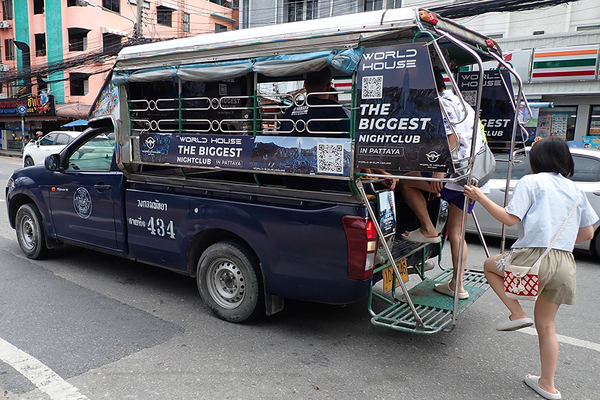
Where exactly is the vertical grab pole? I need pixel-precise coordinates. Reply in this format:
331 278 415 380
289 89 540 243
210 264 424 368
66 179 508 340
355 180 425 329
488 53 525 253
435 32 485 326
430 38 468 126
471 211 490 258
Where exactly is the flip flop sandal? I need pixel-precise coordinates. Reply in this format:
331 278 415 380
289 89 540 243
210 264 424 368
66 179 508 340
524 375 561 399
401 228 441 244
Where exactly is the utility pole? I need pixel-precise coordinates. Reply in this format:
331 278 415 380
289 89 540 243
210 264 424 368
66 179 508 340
136 0 143 39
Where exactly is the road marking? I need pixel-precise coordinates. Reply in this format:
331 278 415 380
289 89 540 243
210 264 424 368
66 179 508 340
0 336 89 400
520 327 600 352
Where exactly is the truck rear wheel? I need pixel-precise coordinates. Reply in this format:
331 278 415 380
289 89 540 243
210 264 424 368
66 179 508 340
15 203 51 259
197 241 263 323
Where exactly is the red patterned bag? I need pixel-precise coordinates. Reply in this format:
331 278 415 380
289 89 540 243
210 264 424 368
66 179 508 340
504 264 539 301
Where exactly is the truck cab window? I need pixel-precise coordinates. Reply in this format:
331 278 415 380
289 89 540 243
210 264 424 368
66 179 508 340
67 131 116 172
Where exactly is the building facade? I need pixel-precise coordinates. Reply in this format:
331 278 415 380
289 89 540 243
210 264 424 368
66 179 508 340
240 0 600 144
0 0 238 150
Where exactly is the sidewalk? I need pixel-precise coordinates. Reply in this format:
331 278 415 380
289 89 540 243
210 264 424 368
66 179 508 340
0 149 23 159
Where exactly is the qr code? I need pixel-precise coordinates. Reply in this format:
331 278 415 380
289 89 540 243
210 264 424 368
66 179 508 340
317 143 344 175
362 76 383 99
462 90 477 107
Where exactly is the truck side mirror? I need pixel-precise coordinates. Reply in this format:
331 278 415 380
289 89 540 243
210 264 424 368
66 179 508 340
45 154 60 171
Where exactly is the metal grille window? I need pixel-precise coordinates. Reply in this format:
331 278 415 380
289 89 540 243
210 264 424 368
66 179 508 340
183 12 190 32
35 33 46 57
2 0 13 19
70 73 89 96
37 76 48 92
33 0 44 14
102 0 120 13
287 0 318 23
364 0 383 12
68 29 89 52
215 23 227 33
102 33 122 53
157 7 173 27
289 0 314 22
577 25 600 32
4 38 14 61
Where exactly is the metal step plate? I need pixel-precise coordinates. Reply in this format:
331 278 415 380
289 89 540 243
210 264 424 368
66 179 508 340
370 269 489 334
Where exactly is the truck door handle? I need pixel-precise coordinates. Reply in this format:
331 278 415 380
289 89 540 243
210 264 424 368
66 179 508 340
94 183 112 192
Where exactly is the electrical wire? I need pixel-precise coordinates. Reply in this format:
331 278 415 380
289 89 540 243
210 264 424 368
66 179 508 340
6 0 598 90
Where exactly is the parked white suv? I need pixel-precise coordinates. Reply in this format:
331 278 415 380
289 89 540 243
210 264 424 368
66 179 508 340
23 131 82 167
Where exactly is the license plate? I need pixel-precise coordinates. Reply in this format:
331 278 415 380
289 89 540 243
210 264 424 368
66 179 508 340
382 258 408 293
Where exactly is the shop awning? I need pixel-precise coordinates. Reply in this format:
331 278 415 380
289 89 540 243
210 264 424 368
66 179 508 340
62 119 89 127
56 103 92 119
102 27 132 37
211 12 236 23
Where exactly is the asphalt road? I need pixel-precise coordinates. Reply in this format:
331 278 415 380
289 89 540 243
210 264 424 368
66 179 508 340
1 156 599 400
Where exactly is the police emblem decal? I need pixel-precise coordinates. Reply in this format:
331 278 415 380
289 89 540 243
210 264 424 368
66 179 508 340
73 187 92 219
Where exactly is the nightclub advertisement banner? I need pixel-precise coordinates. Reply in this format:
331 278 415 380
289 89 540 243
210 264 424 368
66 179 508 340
140 133 254 168
458 70 516 142
139 133 352 177
250 136 352 177
355 43 450 172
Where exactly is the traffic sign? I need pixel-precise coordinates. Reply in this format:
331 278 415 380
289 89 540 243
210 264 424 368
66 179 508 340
17 104 27 115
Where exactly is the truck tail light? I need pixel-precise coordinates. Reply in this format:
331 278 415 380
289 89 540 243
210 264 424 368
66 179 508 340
343 216 378 280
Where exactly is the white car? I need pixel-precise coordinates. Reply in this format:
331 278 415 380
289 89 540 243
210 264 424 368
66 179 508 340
23 131 82 167
467 147 600 256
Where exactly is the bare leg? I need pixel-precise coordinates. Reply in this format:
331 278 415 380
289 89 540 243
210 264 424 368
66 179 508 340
533 296 561 395
398 177 438 238
483 255 530 320
446 203 468 294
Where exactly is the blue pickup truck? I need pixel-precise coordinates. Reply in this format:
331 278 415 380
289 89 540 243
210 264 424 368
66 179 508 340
6 118 444 322
6 8 507 325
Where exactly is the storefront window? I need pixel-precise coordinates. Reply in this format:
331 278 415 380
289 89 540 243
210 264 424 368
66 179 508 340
535 106 577 141
589 106 600 136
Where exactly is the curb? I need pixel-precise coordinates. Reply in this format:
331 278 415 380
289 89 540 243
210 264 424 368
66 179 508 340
0 151 23 159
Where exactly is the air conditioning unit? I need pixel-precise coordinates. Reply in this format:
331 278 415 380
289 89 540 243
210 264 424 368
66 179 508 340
0 21 10 29
0 64 9 72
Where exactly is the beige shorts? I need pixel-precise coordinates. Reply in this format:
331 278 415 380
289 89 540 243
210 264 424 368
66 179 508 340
496 247 577 305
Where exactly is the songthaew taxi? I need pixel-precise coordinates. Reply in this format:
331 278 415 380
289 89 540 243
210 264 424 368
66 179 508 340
7 7 528 333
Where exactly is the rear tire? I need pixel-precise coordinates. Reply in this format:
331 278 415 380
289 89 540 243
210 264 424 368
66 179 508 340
24 156 34 167
15 203 51 259
197 241 263 323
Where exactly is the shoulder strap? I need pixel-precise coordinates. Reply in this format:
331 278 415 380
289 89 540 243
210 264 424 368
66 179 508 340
534 191 580 267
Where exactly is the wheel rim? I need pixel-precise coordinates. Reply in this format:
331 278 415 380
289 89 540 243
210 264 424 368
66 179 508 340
206 258 246 309
19 214 37 251
25 157 34 166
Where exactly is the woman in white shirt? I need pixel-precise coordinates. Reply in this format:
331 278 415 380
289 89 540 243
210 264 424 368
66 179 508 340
464 137 598 400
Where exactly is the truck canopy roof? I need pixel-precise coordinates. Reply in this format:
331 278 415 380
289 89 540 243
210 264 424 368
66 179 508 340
114 7 499 72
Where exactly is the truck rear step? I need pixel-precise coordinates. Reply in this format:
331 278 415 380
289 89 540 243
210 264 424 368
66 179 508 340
370 268 489 334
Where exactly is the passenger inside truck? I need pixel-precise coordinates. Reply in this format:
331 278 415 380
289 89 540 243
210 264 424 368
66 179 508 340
278 67 350 138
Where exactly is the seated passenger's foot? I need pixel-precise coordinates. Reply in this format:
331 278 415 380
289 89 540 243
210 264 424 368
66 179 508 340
433 282 469 299
401 228 441 244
